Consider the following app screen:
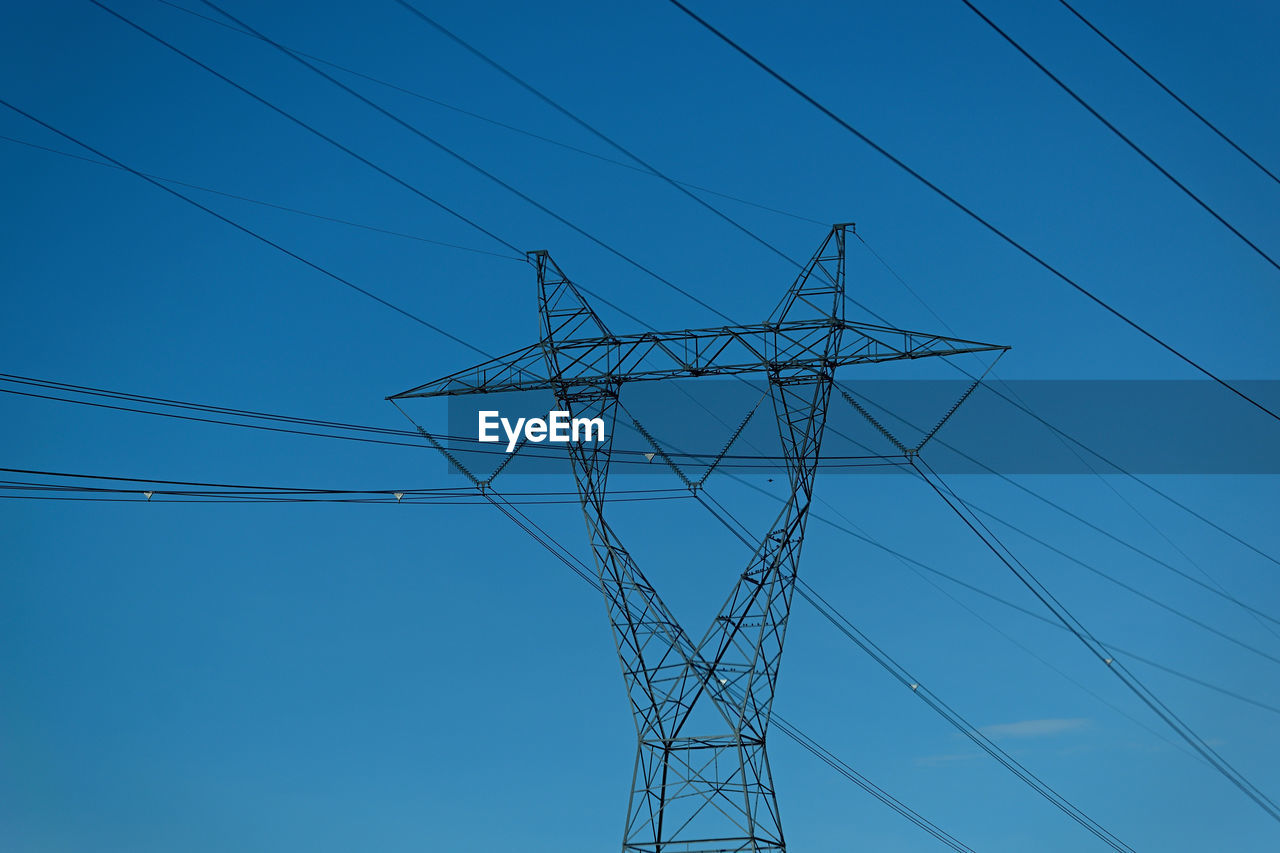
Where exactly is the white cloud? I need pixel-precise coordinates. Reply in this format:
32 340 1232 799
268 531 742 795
915 752 982 767
979 717 1090 739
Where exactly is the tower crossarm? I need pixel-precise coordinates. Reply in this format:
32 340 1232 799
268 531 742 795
389 320 1007 399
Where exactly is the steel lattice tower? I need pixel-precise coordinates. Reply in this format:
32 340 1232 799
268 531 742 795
393 225 1004 851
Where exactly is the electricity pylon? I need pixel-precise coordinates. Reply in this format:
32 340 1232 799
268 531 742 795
392 224 1005 851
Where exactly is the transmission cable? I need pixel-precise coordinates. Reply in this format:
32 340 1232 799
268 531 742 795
821 378 1280 652
88 0 522 267
193 0 734 326
1055 0 1280 188
693 486 1135 851
0 372 895 467
0 133 523 261
958 0 1278 273
848 233 1280 641
388 2 926 333
0 97 493 359
150 0 826 227
662 0 1280 425
392 0 804 273
913 455 1280 823
834 372 1280 630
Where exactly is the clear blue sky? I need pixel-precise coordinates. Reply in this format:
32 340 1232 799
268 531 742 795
3 1 1279 850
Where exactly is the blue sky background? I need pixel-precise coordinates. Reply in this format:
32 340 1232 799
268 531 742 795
2 1 1279 850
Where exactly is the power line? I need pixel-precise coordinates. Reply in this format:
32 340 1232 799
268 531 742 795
834 374 1280 631
88 1 523 262
849 233 1280 621
150 0 827 227
795 580 1135 852
154 0 816 228
17 361 1269 824
193 0 734 327
1056 0 1280 189
0 489 691 502
390 3 913 339
662 0 1280 425
849 232 1280 645
694 489 1136 851
0 97 493 358
913 455 1280 823
967 497 1280 668
0 466 690 505
392 0 804 272
0 372 899 467
957 0 1279 273
772 479 1280 722
0 133 524 261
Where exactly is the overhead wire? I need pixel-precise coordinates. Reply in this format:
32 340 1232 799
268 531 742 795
662 0 1280 425
965 497 1280 666
913 454 1280 822
149 0 827 227
0 466 690 505
851 245 1246 635
12 111 1269 783
193 0 733 327
0 133 524 261
693 483 1136 852
835 376 1280 630
0 95 493 358
957 0 1279 273
0 371 903 467
817 374 1280 658
849 230 1280 598
391 0 804 272
720 470 1280 722
1055 0 1280 188
329 0 1280 694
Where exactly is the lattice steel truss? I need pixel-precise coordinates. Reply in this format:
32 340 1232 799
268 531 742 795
392 225 1006 851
